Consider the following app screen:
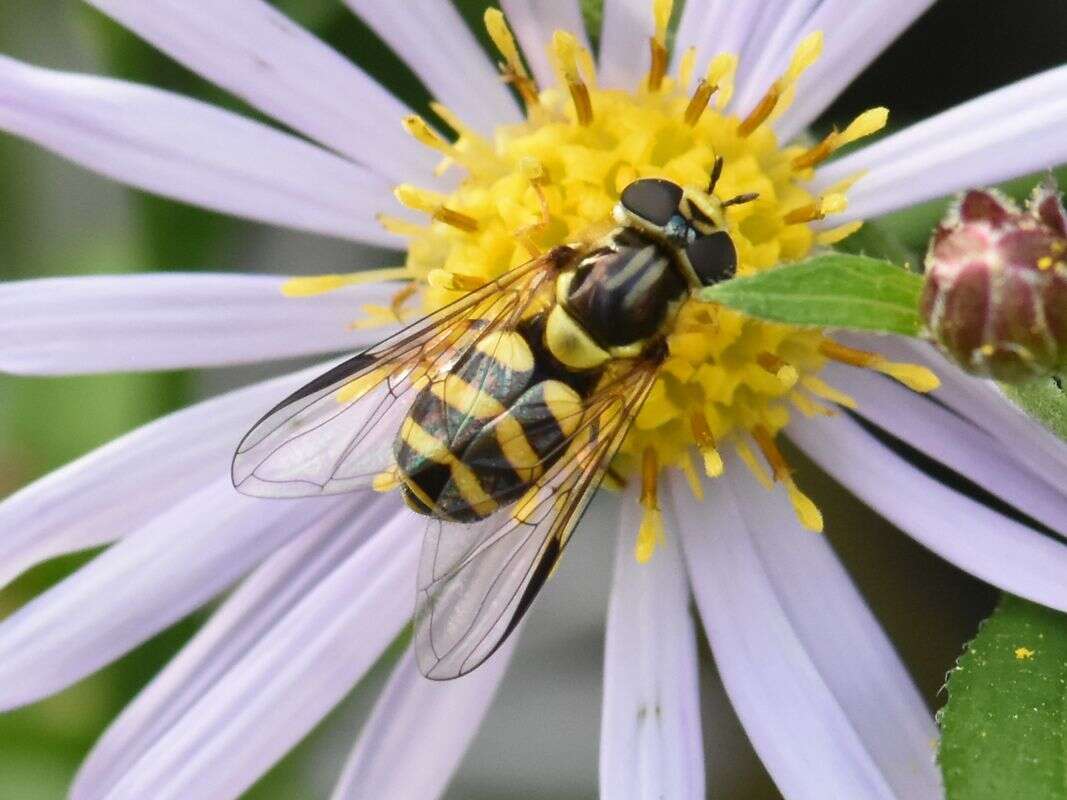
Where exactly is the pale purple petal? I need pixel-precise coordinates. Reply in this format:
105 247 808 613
83 0 436 185
824 362 1067 533
332 638 517 800
847 333 1067 490
669 0 713 76
815 66 1067 224
672 473 928 799
599 484 703 800
94 511 421 800
0 478 347 711
598 0 653 89
789 412 1067 613
674 2 764 93
0 55 400 244
344 0 520 133
773 0 937 141
724 467 943 798
731 0 819 111
72 492 400 800
0 273 399 375
501 0 589 89
0 361 332 589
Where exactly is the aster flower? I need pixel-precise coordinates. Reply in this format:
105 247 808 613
1 1 1066 798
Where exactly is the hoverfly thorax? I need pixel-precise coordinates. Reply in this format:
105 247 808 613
544 177 741 371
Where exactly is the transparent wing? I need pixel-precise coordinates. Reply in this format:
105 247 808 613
414 359 662 679
232 249 574 498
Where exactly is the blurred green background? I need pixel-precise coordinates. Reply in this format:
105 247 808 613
0 1 1065 798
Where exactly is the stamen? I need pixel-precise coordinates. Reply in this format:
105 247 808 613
484 8 539 112
783 193 847 224
635 447 664 563
281 266 412 297
402 115 453 157
514 159 552 258
793 107 888 170
395 185 479 232
677 46 696 88
739 31 822 137
800 375 856 408
737 85 780 138
376 214 424 238
690 411 724 477
428 268 484 293
757 353 799 388
389 282 418 322
680 451 705 500
752 426 823 532
819 340 941 392
735 440 774 490
645 0 673 92
553 31 593 126
684 53 736 126
791 392 835 418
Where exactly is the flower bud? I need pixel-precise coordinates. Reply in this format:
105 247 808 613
921 178 1067 382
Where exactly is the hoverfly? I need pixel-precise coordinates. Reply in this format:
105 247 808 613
232 157 752 679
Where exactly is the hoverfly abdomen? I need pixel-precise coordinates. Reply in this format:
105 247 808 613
396 329 536 521
459 379 584 507
395 325 592 523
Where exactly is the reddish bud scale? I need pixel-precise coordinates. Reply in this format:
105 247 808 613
921 180 1067 382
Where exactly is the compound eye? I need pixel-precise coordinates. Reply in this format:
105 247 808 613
620 179 683 226
686 231 737 286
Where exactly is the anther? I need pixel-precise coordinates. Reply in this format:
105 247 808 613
484 9 540 113
395 185 479 233
428 269 484 293
402 115 453 157
635 447 664 563
752 426 823 532
739 31 822 138
389 282 418 322
792 107 888 170
685 80 718 125
689 412 724 477
819 340 940 392
783 194 846 224
684 52 736 126
646 0 673 93
738 83 780 138
757 352 799 388
553 31 593 126
515 157 552 258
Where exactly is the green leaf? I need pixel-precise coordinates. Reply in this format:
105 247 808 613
939 595 1067 799
834 217 923 269
700 252 925 335
1001 376 1067 443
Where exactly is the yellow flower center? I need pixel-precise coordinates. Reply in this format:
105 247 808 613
286 2 938 555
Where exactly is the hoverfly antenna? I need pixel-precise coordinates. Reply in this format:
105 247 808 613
722 192 760 208
707 156 725 195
